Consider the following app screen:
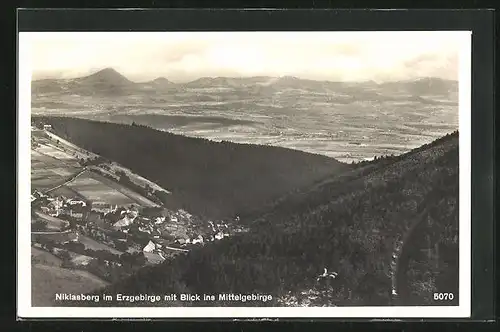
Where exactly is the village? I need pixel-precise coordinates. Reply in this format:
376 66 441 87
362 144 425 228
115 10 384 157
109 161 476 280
30 120 242 283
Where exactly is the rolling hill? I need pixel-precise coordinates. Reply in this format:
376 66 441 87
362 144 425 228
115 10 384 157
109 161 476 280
36 116 351 219
81 131 458 307
32 67 458 99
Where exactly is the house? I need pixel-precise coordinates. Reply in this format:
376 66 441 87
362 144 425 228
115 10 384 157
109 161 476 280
192 235 204 245
48 198 64 210
40 206 50 214
33 190 46 199
138 226 151 234
43 124 52 130
154 216 166 224
170 216 178 223
30 195 36 202
114 215 135 228
174 238 187 245
70 211 84 219
143 240 156 253
68 199 86 207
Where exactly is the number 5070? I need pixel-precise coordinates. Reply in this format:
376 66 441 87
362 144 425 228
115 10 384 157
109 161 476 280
433 293 454 301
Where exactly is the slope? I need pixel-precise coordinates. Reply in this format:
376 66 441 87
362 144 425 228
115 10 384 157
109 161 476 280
37 116 350 219
85 131 458 307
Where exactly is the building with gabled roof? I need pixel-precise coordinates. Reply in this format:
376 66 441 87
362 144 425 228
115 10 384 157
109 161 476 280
143 240 156 253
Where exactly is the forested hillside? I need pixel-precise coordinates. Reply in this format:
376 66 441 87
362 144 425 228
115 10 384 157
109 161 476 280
83 131 459 307
37 116 350 219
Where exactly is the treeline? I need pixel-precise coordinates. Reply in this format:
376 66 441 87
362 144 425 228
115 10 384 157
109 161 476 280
241 131 458 226
37 116 350 219
82 132 459 307
352 130 459 168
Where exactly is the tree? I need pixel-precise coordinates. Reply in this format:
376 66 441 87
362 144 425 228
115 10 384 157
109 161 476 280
59 250 73 268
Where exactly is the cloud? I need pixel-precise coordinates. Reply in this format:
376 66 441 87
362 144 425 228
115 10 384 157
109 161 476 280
23 31 467 82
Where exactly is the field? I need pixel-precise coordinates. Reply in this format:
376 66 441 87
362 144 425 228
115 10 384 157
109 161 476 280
31 246 62 266
31 145 82 191
109 163 171 194
89 171 160 207
66 172 136 206
31 246 109 306
33 211 69 230
31 131 157 208
50 185 86 200
31 264 109 306
68 251 95 266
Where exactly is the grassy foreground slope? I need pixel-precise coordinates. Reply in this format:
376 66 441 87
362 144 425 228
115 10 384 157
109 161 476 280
86 131 458 307
31 247 109 306
38 116 350 219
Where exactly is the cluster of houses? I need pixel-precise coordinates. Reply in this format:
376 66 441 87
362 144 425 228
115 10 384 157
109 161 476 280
32 187 241 269
173 220 230 247
33 190 88 220
31 124 52 131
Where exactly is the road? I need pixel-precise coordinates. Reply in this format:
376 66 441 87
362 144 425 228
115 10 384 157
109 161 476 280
163 245 189 252
31 230 73 235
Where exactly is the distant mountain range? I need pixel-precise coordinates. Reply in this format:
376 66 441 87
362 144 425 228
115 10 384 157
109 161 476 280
31 67 459 97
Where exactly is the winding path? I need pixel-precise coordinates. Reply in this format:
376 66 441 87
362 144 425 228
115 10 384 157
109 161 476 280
390 208 428 304
44 167 87 194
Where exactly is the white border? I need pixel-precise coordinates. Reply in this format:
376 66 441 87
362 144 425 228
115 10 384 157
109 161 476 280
17 31 472 319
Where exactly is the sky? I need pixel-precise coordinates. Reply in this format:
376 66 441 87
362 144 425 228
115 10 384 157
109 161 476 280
22 31 467 83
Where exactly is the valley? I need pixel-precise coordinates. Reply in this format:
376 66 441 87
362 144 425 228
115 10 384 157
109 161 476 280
29 68 459 308
31 68 458 163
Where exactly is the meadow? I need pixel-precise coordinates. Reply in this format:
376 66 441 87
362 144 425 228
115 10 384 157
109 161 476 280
66 172 136 206
31 246 109 307
31 145 82 190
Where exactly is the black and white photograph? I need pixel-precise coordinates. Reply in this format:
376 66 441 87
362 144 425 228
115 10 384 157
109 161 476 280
18 30 471 318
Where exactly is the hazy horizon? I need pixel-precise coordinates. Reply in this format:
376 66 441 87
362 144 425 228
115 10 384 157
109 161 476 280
24 31 462 83
30 66 460 84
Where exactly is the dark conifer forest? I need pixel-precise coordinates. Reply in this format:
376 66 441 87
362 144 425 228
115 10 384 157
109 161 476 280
37 116 458 307
37 116 350 220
